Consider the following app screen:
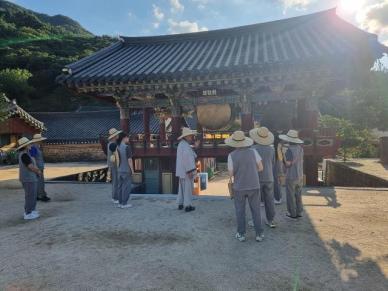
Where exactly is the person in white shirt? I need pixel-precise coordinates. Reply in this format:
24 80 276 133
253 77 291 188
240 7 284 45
175 127 198 212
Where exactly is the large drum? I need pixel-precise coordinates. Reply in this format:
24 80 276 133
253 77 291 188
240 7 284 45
196 104 232 130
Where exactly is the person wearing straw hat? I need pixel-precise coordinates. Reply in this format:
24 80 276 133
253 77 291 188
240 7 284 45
249 127 277 228
279 130 304 220
30 133 50 202
107 128 122 204
176 127 198 212
116 132 134 208
225 131 264 242
17 137 42 220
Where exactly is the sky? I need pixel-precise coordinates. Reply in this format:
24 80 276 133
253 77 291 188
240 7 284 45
8 0 388 45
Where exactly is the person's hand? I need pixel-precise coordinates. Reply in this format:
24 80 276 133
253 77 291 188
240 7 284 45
188 170 197 179
194 140 201 148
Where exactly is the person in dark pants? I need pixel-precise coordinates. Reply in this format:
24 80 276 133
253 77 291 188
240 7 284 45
30 134 50 202
279 130 304 220
17 137 42 220
116 132 134 208
226 131 264 242
107 128 122 204
273 131 284 204
250 127 277 228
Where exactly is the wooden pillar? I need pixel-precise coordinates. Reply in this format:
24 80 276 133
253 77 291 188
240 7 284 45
241 113 254 132
171 116 182 141
119 106 130 134
241 96 253 132
159 118 166 144
305 156 319 186
143 108 151 143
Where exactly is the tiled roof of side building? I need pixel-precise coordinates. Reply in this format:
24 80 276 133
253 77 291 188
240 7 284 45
31 110 160 141
57 9 387 87
0 94 46 131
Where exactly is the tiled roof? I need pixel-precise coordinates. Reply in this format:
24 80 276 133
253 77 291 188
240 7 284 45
58 9 387 87
31 110 159 141
0 94 46 131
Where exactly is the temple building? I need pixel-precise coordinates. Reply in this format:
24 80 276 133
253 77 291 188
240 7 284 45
0 95 45 162
57 9 387 191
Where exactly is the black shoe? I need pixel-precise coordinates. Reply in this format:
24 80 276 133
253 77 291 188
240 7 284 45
297 214 303 218
38 196 51 202
286 214 298 220
185 206 196 212
178 205 184 210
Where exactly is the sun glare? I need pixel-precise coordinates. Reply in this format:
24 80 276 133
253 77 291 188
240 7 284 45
339 0 365 14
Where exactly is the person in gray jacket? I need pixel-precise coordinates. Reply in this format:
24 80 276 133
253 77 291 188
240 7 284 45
30 134 50 202
249 127 277 228
225 131 264 242
17 137 42 220
107 128 122 205
175 127 198 212
279 130 304 220
116 132 134 209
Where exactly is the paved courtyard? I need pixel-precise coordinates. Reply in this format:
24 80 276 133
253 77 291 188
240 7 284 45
1 184 388 290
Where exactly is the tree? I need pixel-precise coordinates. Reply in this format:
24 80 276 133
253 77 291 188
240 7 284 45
319 115 378 161
0 68 34 107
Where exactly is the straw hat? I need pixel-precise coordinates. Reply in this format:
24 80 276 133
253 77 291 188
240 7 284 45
279 130 304 144
224 130 253 148
249 127 274 146
31 133 47 143
108 128 122 140
178 127 197 140
17 137 34 150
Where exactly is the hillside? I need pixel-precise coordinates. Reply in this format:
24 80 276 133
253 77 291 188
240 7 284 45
0 0 113 111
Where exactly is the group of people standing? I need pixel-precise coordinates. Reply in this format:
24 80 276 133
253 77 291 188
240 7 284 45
16 134 50 220
17 125 304 239
175 126 304 242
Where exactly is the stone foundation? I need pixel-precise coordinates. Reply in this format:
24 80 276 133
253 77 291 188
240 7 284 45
42 143 106 162
325 159 388 187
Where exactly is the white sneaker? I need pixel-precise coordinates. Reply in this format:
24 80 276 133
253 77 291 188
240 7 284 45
24 212 39 220
112 199 119 204
32 210 40 217
274 199 282 205
235 233 246 242
255 234 264 242
120 204 132 208
248 220 254 227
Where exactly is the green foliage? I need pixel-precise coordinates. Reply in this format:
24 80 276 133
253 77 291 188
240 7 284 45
319 71 388 130
320 115 378 160
0 92 8 120
0 68 34 107
0 0 114 111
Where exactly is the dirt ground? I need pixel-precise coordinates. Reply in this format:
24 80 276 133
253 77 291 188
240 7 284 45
1 184 388 291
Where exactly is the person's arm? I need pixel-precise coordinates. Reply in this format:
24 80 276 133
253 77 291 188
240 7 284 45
109 143 117 152
183 145 197 177
284 148 293 167
227 154 233 178
126 146 134 174
253 150 263 172
21 153 41 176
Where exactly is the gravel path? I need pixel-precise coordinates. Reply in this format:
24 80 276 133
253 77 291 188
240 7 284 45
1 184 388 290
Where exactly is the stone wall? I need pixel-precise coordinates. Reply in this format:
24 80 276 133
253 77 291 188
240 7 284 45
325 160 388 187
42 143 106 162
